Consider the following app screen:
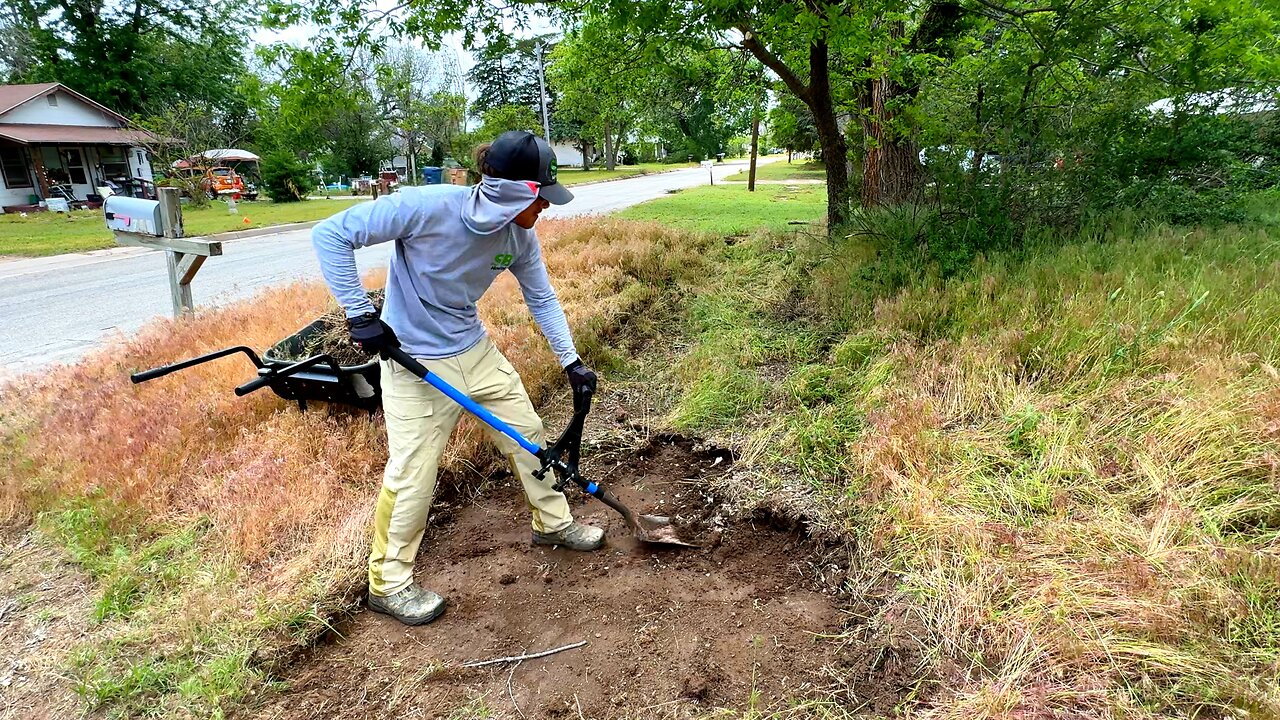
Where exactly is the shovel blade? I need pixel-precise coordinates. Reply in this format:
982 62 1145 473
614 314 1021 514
632 514 700 548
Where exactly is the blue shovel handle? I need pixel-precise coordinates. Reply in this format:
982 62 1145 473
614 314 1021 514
383 346 543 457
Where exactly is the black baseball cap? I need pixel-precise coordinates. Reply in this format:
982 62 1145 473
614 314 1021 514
484 130 574 205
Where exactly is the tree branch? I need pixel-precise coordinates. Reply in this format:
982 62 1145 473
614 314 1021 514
736 26 810 103
966 0 1060 18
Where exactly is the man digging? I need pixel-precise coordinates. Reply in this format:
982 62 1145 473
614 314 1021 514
312 131 603 626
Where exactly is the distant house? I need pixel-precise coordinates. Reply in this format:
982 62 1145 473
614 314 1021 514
551 141 584 168
0 83 158 212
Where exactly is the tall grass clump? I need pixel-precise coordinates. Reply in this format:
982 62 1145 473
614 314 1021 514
0 217 714 717
672 209 1280 717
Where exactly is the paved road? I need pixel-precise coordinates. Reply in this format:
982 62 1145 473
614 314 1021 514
0 159 765 377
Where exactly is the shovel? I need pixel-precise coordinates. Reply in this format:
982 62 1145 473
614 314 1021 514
385 347 697 548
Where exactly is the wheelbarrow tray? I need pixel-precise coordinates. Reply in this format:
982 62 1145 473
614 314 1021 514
256 319 381 411
131 318 382 412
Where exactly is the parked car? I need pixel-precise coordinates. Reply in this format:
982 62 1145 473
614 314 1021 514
166 166 256 200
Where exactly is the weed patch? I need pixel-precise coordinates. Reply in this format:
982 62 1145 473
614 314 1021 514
666 213 1280 716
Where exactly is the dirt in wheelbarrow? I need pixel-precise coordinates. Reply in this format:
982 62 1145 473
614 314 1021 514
243 437 849 719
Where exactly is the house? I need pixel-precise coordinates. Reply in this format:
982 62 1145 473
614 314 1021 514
550 140 584 168
0 83 158 212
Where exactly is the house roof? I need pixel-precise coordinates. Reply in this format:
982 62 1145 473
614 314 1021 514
0 123 157 145
0 82 131 124
0 83 59 116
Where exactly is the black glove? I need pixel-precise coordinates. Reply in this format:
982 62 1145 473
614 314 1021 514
565 359 597 398
347 312 400 358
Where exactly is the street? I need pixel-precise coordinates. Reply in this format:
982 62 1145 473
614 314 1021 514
0 160 761 377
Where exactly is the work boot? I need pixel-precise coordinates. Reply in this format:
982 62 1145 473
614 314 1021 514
367 584 447 626
532 522 605 551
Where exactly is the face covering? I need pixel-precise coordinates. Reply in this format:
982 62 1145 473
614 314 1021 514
461 176 539 234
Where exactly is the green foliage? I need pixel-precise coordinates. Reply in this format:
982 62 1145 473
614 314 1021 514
766 93 819 155
477 104 542 139
2 0 253 116
260 151 313 202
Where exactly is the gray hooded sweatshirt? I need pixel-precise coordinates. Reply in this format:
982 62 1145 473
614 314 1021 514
311 177 578 367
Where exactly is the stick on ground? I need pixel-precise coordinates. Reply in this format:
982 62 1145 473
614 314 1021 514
461 640 588 669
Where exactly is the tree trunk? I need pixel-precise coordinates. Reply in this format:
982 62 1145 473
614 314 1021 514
807 40 850 229
748 106 760 192
859 21 920 206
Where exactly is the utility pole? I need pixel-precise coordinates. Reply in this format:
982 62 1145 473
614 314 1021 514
748 78 763 192
537 42 552 140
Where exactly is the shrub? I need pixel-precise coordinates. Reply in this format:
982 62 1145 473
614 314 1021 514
260 151 312 203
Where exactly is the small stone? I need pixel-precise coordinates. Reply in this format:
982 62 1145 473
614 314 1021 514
498 573 517 585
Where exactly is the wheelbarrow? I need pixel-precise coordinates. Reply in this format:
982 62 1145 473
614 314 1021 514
130 318 381 412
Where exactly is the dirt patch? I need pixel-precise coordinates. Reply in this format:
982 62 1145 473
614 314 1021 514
0 529 94 720
244 438 845 719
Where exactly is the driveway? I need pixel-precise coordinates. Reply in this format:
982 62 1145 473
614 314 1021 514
0 159 767 377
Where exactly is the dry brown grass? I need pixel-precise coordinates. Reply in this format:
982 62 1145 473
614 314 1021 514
0 217 714 715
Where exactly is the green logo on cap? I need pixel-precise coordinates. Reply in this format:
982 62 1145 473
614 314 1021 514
548 156 558 183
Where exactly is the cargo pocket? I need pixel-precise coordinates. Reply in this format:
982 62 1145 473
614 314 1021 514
384 394 433 422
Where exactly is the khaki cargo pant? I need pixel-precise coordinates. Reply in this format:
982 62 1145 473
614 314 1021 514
369 337 573 597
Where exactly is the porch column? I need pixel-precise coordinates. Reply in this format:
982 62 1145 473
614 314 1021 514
28 145 50 199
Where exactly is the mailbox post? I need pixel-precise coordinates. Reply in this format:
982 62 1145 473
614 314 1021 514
106 187 222 317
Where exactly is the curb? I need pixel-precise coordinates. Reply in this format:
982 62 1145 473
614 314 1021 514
206 220 324 242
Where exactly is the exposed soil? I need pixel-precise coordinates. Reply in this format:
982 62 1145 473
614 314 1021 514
244 438 846 719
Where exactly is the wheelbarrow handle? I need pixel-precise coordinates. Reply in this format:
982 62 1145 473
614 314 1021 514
132 346 263 384
384 346 543 457
234 354 343 396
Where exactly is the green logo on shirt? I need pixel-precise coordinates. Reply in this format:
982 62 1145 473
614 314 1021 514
491 253 514 270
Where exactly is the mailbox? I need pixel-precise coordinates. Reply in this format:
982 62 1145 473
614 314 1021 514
104 196 164 236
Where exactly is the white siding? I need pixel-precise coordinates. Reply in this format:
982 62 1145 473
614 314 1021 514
551 142 583 168
1 90 119 127
0 186 34 208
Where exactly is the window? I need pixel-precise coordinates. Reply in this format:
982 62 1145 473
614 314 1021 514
0 148 32 188
60 149 87 185
47 94 58 107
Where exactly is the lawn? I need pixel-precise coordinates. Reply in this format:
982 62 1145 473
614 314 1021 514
616 182 826 234
723 160 826 182
556 161 695 186
0 198 364 257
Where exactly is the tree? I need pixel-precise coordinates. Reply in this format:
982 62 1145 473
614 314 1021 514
264 0 1280 233
549 18 756 170
478 104 542 139
260 150 313 202
137 102 238 206
0 0 253 117
548 20 638 171
768 93 819 161
374 43 464 183
466 35 545 117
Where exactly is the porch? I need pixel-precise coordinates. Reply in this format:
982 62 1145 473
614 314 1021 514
0 129 156 213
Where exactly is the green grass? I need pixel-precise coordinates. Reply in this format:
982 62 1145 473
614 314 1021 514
557 161 696 186
616 183 826 235
724 160 827 183
656 198 1280 716
37 499 265 717
0 198 364 257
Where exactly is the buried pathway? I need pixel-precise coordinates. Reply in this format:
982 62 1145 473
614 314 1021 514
246 439 847 719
